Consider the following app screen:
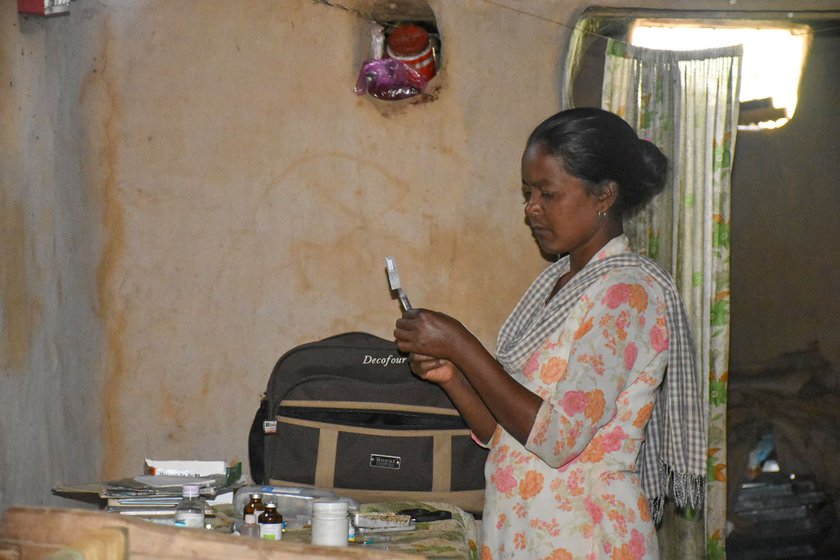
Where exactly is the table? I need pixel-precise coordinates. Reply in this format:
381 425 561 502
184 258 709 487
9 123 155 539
280 501 478 560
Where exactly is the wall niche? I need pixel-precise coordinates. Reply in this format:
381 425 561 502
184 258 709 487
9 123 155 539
344 0 443 111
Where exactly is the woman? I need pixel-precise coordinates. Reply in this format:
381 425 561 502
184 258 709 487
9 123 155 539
394 108 705 559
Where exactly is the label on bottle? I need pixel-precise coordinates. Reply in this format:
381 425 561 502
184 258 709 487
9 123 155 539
174 511 204 528
260 523 283 540
245 513 256 524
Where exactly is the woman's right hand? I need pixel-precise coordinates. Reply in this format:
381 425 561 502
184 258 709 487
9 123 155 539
409 353 460 386
394 308 471 362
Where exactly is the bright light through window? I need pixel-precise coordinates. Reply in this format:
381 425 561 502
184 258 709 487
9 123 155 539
630 23 811 129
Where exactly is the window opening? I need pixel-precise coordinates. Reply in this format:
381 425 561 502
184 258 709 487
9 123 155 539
563 9 826 131
630 22 811 130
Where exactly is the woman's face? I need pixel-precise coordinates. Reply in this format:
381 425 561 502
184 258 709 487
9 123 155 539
521 144 607 258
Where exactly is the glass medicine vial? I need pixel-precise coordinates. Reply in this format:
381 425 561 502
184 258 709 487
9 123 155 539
174 484 206 528
259 502 283 541
243 493 265 525
240 492 264 538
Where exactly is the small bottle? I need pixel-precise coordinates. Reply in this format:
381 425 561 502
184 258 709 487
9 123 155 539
311 499 349 547
243 493 264 525
258 502 283 541
240 492 263 538
174 484 206 528
347 514 356 542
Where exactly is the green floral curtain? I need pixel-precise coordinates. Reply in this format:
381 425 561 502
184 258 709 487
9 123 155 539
602 39 742 559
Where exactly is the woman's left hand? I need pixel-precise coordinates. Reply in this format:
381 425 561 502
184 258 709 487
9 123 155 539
409 353 461 386
394 308 470 362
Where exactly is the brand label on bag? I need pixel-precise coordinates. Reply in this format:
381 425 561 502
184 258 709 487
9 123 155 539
362 354 408 367
263 420 278 434
370 454 401 470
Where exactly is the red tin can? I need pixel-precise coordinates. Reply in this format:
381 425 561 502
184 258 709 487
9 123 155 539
386 24 436 82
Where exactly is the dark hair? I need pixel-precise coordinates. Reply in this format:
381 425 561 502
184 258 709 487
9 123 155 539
526 107 668 215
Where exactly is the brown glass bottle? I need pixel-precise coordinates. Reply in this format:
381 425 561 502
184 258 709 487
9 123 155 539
243 493 264 525
258 503 283 541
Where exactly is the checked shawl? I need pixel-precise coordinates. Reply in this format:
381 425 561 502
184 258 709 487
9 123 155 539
496 236 706 523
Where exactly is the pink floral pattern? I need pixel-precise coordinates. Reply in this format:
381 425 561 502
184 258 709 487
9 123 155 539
481 241 669 559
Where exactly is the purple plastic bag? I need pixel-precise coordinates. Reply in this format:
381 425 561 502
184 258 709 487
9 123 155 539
354 58 428 101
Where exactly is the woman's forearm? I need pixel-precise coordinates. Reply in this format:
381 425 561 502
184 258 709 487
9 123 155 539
437 370 498 444
452 333 543 446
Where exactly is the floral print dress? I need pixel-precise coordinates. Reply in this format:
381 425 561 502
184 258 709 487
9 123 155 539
481 240 669 560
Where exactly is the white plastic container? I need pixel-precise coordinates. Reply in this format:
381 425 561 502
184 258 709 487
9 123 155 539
310 499 349 547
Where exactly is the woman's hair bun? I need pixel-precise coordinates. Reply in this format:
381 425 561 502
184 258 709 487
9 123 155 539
526 108 669 216
624 138 668 214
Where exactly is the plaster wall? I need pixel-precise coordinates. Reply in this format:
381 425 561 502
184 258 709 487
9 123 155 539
1 2 103 512
2 0 840 515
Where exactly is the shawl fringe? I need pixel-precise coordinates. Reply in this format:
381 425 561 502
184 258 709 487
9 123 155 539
649 457 707 524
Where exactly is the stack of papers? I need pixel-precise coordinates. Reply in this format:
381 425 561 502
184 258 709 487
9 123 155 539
52 459 243 518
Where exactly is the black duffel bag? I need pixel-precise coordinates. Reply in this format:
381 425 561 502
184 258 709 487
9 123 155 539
249 332 488 513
